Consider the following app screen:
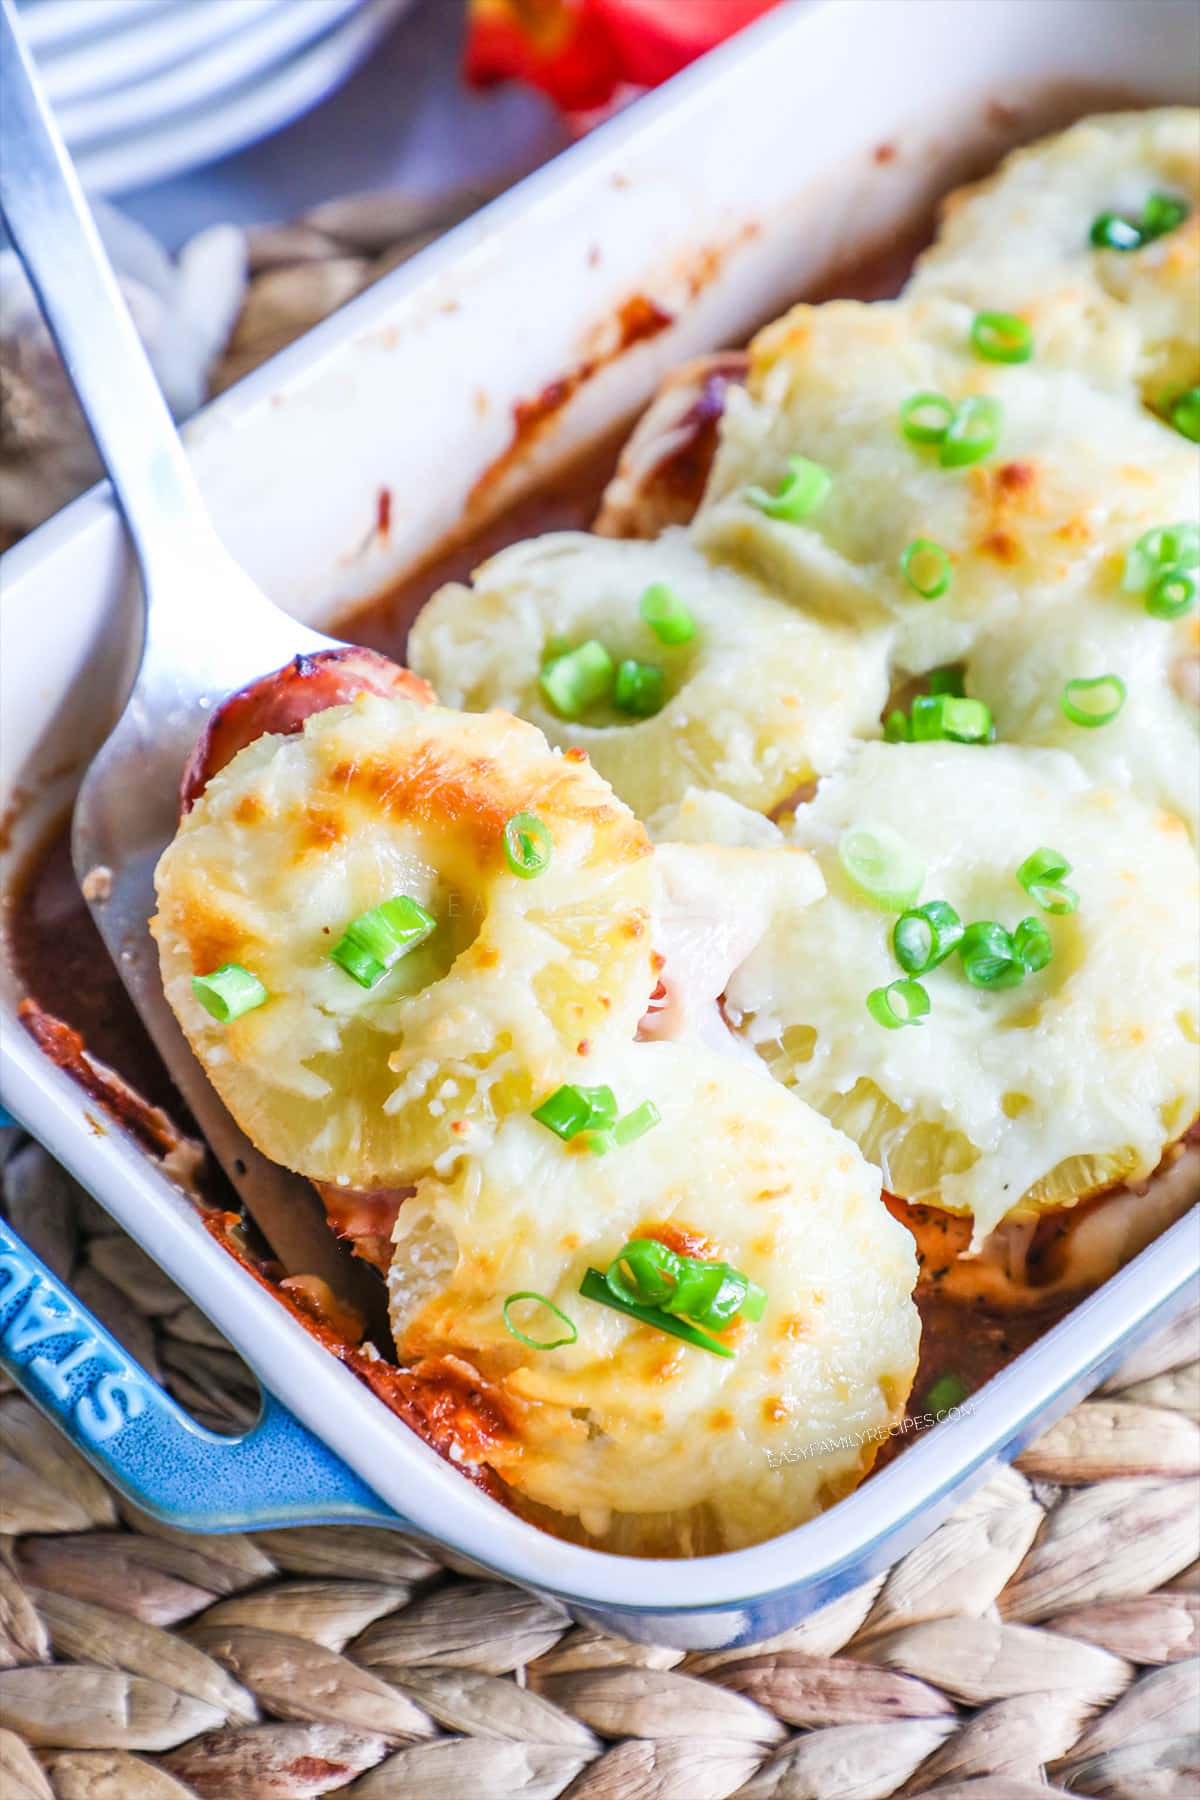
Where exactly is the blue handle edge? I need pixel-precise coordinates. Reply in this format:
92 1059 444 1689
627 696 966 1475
0 1215 406 1532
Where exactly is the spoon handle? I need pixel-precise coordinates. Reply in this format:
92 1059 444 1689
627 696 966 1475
0 0 209 584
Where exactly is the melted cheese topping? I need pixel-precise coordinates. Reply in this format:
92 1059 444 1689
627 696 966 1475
387 1040 919 1554
153 695 654 1187
693 293 1198 679
408 529 892 820
909 109 1200 404
725 742 1200 1240
967 598 1199 838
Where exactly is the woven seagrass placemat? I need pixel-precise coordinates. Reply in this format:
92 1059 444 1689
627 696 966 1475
2 202 1198 1800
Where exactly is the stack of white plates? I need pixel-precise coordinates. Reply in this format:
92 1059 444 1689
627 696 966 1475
16 0 414 194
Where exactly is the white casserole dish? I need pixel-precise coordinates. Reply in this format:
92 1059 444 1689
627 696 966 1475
1 0 1198 1648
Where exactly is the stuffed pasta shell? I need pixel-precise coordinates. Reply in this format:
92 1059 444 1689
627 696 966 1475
387 1040 920 1554
724 741 1200 1241
408 529 891 820
152 694 654 1187
909 109 1200 409
693 294 1197 677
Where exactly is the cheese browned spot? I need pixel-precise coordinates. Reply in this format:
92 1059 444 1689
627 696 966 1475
153 695 654 1188
387 1040 919 1555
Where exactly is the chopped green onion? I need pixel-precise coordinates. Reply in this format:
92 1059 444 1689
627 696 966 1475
605 1238 683 1308
1169 386 1200 442
970 311 1034 364
1016 847 1079 916
1123 522 1200 594
884 708 910 743
900 538 953 599
1090 210 1145 251
663 1260 766 1329
910 694 994 743
579 1266 735 1358
959 920 1024 989
940 395 1003 468
502 1292 578 1351
580 1129 615 1156
330 896 436 990
614 658 665 717
533 1083 617 1142
192 964 268 1023
900 391 957 445
613 1100 661 1146
601 1243 767 1333
540 639 614 718
503 812 553 879
745 454 832 522
1061 674 1127 728
893 900 964 975
639 582 695 644
1096 191 1191 250
1014 915 1053 974
1140 191 1190 239
1147 570 1196 620
866 977 931 1029
838 824 925 911
925 1372 968 1413
928 667 966 697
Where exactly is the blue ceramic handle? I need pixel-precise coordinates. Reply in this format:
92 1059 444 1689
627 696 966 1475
0 1216 405 1532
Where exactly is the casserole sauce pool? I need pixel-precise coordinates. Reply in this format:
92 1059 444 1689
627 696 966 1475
6 224 1073 1452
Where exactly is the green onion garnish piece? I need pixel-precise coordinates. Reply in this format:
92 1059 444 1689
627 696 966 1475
838 825 925 911
928 667 966 697
539 639 614 718
1014 915 1053 974
910 694 994 743
970 311 1034 364
502 1292 578 1351
1148 570 1197 621
1016 847 1079 916
533 1083 617 1142
605 1238 683 1308
663 1260 764 1330
613 1100 661 1146
900 391 956 445
925 1372 968 1413
191 963 268 1023
959 920 1024 989
1090 211 1144 251
601 1241 767 1332
1061 673 1127 728
745 454 832 522
884 708 910 743
503 811 553 879
939 395 1003 468
866 977 931 1030
614 658 666 717
330 896 436 990
580 1129 615 1156
639 582 695 645
900 538 953 599
579 1267 735 1358
1140 191 1190 239
1169 386 1200 442
1123 522 1200 594
893 900 964 975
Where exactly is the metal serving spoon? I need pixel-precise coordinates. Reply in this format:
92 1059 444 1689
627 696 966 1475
0 0 383 1299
